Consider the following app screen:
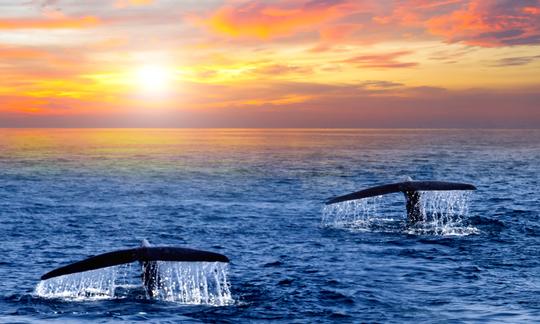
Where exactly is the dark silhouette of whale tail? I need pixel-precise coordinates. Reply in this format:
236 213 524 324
325 179 476 223
40 240 229 281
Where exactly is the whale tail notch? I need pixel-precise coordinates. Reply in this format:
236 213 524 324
40 241 229 281
325 180 476 223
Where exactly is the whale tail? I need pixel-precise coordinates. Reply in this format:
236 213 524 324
325 180 476 223
40 240 229 281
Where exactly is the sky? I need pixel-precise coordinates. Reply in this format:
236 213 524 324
0 0 539 128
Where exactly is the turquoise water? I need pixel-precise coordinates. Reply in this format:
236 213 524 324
0 129 539 322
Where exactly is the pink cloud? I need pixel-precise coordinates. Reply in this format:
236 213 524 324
426 1 540 46
379 0 540 47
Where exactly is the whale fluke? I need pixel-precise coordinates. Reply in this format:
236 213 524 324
41 242 229 281
326 181 476 205
325 180 476 223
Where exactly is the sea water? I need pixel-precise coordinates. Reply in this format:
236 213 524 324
0 129 538 322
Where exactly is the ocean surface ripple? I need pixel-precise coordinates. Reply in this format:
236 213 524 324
0 129 539 323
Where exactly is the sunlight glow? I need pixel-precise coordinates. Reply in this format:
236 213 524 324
136 65 171 94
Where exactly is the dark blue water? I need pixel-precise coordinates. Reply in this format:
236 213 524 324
1 129 539 323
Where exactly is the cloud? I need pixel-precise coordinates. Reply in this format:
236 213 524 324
0 45 49 59
207 83 539 128
319 23 362 42
2 82 538 128
523 6 540 15
422 0 540 47
360 80 404 88
252 64 313 75
370 0 540 47
309 22 363 51
114 0 154 8
29 0 60 11
0 15 100 29
340 51 418 68
195 0 540 47
428 47 477 63
490 55 540 66
201 0 359 39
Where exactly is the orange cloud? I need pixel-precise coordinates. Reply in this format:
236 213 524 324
204 1 359 39
114 0 154 8
0 45 49 59
198 0 540 46
523 6 540 15
0 16 100 29
340 51 418 69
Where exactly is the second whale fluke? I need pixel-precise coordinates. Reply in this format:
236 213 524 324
326 179 476 223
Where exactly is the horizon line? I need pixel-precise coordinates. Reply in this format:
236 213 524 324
1 127 539 130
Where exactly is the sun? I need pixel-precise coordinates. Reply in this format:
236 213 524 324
135 64 171 94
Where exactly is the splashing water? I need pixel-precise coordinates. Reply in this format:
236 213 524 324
148 261 232 305
322 196 391 230
35 262 233 306
35 265 120 300
409 191 478 236
322 191 478 235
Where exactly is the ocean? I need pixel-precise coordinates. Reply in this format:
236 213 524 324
0 128 538 323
